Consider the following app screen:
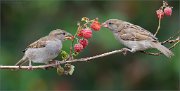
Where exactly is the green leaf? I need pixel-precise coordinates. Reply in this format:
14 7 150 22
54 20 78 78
56 65 64 76
60 50 69 60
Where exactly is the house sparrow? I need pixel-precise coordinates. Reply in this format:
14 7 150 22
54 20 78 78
15 29 72 67
102 19 174 58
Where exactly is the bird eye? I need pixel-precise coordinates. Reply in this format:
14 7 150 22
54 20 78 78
62 33 66 35
108 22 113 25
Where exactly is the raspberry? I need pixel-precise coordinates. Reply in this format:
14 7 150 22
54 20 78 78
74 43 83 52
82 28 92 39
91 21 101 31
79 39 88 48
164 7 172 16
77 30 84 37
156 9 164 19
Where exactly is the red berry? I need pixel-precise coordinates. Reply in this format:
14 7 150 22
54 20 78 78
164 7 172 16
156 9 164 19
82 28 92 39
91 21 101 31
74 44 83 52
79 39 88 48
77 30 84 37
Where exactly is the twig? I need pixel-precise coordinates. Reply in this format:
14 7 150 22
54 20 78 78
161 31 180 44
0 65 55 70
169 39 180 50
154 18 161 36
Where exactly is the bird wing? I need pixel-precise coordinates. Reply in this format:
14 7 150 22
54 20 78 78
23 36 49 52
119 23 157 41
28 36 50 48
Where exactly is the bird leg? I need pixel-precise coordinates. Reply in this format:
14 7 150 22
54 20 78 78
55 60 60 67
122 48 136 55
28 60 33 70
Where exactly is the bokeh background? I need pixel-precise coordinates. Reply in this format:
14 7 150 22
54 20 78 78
1 0 179 90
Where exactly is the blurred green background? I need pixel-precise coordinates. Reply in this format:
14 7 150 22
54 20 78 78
1 0 179 90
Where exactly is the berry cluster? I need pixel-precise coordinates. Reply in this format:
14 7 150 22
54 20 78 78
74 17 101 52
58 18 101 75
156 1 172 19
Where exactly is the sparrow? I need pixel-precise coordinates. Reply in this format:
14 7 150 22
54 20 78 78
102 19 174 58
15 29 72 67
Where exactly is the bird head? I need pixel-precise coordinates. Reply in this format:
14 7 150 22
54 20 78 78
49 29 72 41
101 19 123 32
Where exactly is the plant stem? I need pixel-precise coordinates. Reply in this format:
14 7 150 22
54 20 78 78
154 18 161 36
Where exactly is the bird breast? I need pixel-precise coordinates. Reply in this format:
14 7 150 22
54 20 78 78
25 40 62 63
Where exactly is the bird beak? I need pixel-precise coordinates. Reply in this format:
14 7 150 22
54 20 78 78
65 33 73 40
101 22 108 28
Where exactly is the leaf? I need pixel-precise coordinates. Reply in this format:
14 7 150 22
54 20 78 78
60 50 69 60
57 65 64 75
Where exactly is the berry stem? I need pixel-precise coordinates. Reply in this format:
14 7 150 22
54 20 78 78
69 23 82 59
154 18 161 36
76 38 79 43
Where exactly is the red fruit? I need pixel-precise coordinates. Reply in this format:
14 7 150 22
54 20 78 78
164 7 172 16
82 28 92 39
91 21 101 31
79 39 88 48
156 9 164 19
74 44 83 52
77 30 84 37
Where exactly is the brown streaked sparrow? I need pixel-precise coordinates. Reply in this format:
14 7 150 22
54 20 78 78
102 19 174 58
15 29 72 67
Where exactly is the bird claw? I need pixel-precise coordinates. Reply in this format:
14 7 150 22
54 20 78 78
55 61 60 67
28 65 33 70
48 60 56 64
18 65 21 69
49 60 60 67
122 48 131 55
44 60 58 70
122 52 127 55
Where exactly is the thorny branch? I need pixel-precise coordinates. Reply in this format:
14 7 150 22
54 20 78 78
0 34 179 70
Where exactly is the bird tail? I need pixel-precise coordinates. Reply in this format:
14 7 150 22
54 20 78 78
151 42 174 58
15 56 28 66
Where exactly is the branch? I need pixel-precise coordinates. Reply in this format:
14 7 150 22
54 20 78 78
0 49 124 70
161 31 180 44
0 34 179 70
